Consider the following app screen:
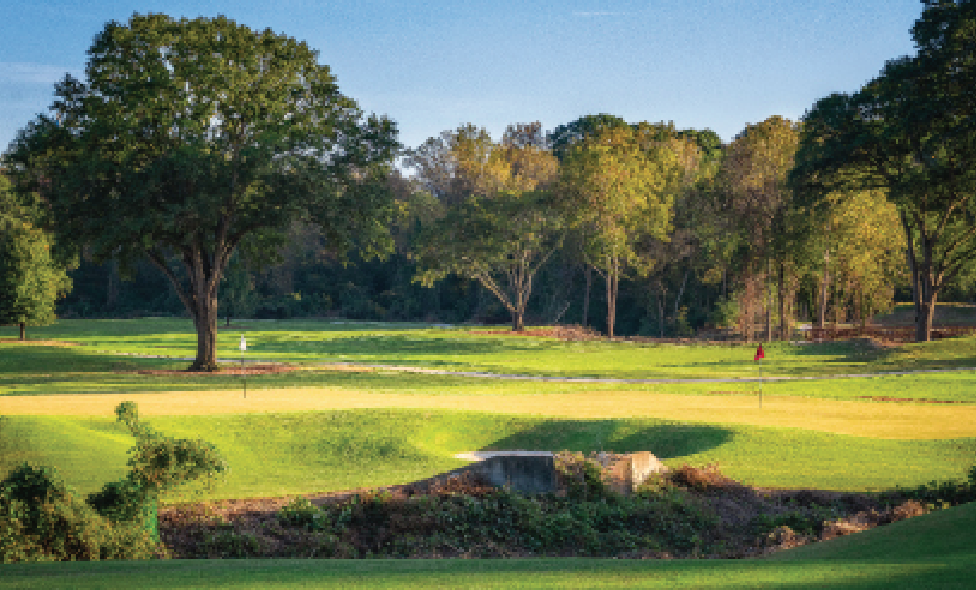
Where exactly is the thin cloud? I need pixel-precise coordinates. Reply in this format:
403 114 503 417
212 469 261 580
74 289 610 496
572 11 630 17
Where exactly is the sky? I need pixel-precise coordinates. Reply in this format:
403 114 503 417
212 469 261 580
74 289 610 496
1 0 925 157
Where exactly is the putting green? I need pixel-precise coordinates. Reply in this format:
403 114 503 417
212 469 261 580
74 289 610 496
2 388 972 439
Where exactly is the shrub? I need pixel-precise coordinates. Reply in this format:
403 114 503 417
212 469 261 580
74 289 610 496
553 452 612 501
278 497 327 531
0 463 160 563
1 402 225 562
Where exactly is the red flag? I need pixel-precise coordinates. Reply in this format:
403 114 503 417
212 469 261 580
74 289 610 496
754 345 765 361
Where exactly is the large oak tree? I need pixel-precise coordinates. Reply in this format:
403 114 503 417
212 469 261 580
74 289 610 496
6 14 398 369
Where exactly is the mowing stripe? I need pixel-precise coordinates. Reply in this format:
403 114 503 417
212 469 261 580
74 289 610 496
2 389 973 439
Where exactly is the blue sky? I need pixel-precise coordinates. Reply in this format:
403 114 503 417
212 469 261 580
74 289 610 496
2 1 923 154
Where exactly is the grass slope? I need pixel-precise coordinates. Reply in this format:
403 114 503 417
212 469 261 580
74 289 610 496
769 500 976 562
3 411 973 501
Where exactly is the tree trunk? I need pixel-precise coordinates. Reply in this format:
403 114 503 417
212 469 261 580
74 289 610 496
190 295 219 372
903 212 938 343
19 322 26 341
818 247 829 330
605 256 618 340
778 262 788 341
915 253 938 343
764 265 772 343
657 287 666 338
917 291 937 343
147 240 230 372
582 265 591 328
511 310 524 332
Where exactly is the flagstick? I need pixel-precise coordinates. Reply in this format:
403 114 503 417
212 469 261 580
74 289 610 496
759 358 763 409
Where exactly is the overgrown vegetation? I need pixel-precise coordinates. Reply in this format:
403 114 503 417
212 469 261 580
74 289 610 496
0 403 226 563
157 458 976 560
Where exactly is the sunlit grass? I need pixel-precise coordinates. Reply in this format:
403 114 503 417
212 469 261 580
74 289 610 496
3 410 973 502
3 318 975 381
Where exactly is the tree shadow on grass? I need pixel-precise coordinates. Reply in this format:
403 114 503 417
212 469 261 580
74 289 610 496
788 338 976 373
481 419 732 459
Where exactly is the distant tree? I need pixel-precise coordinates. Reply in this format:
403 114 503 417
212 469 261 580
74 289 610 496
716 116 800 341
0 176 71 340
6 14 398 369
632 125 709 337
218 251 259 326
413 123 562 331
405 124 489 204
556 124 683 338
792 0 976 341
822 191 906 326
548 114 630 162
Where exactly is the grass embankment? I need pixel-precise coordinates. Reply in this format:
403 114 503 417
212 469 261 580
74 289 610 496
2 411 974 502
3 502 975 589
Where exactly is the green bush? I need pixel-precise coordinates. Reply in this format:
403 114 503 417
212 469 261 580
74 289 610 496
268 486 719 559
888 467 976 507
0 463 160 563
1 402 225 562
278 497 327 531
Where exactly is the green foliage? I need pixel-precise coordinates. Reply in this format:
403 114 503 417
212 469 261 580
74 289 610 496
270 487 720 559
791 1 976 341
553 452 612 501
410 124 564 331
278 497 327 531
91 402 226 515
0 402 226 562
0 463 159 563
6 13 398 369
0 179 72 337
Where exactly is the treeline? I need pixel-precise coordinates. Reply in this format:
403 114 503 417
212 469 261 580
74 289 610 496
58 113 953 340
10 3 976 347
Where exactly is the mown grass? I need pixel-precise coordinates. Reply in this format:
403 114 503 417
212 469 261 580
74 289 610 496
3 325 976 406
3 411 974 502
2 320 975 586
3 318 976 381
0 557 970 589
2 502 974 589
